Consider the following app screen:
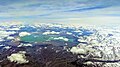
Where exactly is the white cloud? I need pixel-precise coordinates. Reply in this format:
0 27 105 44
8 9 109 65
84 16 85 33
7 51 29 64
19 32 31 37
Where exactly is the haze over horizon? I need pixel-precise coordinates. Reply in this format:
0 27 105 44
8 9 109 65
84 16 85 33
0 0 120 25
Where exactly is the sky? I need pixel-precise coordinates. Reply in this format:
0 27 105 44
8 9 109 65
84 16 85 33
0 0 120 25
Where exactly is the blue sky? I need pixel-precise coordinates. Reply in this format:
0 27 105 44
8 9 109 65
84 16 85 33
0 0 120 25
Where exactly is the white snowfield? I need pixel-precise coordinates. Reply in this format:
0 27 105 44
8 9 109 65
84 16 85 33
7 51 29 64
19 32 31 37
70 25 120 67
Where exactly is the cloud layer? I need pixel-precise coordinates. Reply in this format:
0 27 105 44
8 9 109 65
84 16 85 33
0 0 120 24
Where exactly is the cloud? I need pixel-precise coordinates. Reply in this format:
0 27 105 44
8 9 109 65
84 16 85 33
0 0 119 24
66 5 110 12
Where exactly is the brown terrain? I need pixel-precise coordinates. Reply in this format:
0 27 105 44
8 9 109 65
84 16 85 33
0 44 102 67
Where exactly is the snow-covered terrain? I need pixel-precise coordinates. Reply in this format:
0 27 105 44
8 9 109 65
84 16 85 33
0 24 119 67
70 25 120 67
